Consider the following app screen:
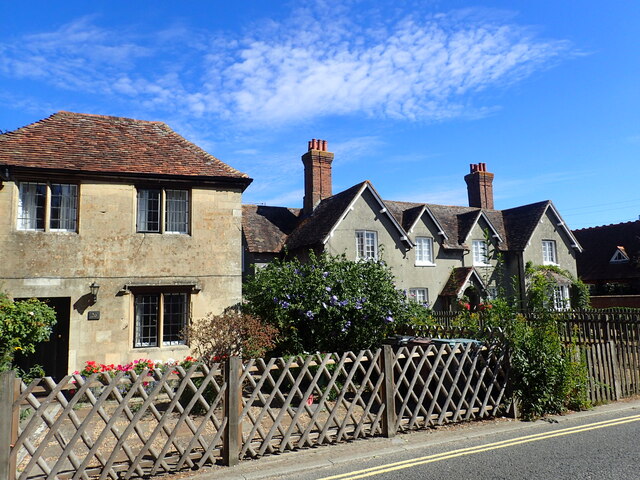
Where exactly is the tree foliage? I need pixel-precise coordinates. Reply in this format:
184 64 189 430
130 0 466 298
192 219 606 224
243 252 407 355
0 293 57 372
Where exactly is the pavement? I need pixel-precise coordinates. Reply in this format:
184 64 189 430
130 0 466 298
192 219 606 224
188 398 640 480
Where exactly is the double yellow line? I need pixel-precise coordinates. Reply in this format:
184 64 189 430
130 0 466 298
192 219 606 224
319 413 640 480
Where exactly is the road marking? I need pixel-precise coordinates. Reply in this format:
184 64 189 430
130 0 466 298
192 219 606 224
318 414 640 480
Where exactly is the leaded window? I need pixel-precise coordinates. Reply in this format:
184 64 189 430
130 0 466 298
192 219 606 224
137 188 190 234
17 182 77 232
134 292 189 348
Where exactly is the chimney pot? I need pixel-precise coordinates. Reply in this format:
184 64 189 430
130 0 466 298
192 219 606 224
302 139 335 215
464 163 495 209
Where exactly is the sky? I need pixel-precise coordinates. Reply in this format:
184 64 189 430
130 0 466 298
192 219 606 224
1 1 639 229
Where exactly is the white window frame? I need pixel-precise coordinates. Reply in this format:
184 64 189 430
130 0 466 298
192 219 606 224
134 292 189 348
486 286 498 301
137 187 190 234
415 237 435 266
17 181 78 232
356 230 378 260
408 288 429 305
472 240 490 266
542 240 558 265
552 285 570 311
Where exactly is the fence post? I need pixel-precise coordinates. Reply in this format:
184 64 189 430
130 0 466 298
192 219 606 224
222 356 242 467
608 341 622 401
380 345 396 438
0 370 18 480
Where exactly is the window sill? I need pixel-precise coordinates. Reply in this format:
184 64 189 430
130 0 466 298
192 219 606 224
473 263 492 268
415 262 436 267
132 344 189 350
16 229 78 234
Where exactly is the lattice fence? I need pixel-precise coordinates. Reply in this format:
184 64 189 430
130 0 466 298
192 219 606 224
8 363 225 480
3 341 511 480
238 350 385 457
392 341 509 431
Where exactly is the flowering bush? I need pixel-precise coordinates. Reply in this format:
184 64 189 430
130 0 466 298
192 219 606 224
243 251 408 355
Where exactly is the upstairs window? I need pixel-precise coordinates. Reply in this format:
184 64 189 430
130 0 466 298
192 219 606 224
17 182 78 232
356 230 378 260
137 188 190 234
472 240 490 266
415 237 434 265
134 292 189 348
542 240 558 265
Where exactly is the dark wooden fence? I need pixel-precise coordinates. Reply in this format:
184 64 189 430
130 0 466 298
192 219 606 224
1 340 508 480
424 309 640 405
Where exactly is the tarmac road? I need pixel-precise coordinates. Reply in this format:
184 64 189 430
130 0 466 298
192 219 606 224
190 399 640 480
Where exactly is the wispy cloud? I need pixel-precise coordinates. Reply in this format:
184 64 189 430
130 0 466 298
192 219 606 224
0 4 572 128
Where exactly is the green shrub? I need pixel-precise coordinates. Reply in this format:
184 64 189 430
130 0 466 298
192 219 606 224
0 293 57 372
243 251 407 355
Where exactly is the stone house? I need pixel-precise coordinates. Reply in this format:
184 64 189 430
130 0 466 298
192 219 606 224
0 111 251 378
243 140 582 310
573 220 640 308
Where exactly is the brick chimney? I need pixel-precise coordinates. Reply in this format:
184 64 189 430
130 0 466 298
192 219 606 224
302 139 334 215
464 163 494 209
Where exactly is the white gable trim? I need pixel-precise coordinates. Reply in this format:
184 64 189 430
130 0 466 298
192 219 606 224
323 182 413 247
407 205 449 241
462 211 503 244
545 203 584 253
454 268 487 299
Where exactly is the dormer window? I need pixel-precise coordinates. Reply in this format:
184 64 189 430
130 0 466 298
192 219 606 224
356 230 378 260
415 237 435 266
610 247 629 264
542 240 558 265
472 240 490 266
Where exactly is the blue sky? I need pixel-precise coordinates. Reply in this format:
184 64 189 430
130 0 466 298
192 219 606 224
2 1 639 229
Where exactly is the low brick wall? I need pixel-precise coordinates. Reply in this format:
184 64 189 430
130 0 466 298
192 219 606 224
590 295 640 308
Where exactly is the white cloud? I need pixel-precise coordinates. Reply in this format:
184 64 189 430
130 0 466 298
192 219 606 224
0 5 572 127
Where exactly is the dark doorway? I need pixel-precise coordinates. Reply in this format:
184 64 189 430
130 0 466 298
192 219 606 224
15 297 71 380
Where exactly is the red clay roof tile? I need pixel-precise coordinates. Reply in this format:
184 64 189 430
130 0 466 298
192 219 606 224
0 111 250 181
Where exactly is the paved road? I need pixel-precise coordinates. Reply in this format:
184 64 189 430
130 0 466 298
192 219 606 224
196 400 640 480
305 411 640 479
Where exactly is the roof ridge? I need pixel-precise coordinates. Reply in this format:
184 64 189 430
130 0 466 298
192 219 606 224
574 219 640 232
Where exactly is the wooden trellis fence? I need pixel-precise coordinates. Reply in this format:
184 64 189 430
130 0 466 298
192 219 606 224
1 341 509 480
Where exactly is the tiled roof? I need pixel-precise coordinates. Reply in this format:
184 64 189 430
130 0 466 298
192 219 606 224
573 220 640 283
501 201 551 251
0 111 250 181
242 205 302 253
440 267 486 297
286 182 367 251
385 200 424 231
243 183 571 260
